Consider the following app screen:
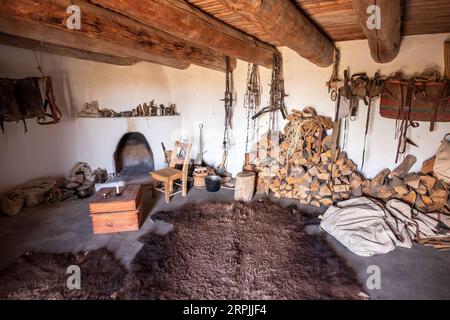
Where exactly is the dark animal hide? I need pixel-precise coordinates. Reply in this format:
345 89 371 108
118 200 365 300
0 248 126 300
0 200 365 300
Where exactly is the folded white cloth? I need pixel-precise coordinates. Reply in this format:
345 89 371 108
319 197 448 257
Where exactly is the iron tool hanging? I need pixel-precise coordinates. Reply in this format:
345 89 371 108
217 56 234 173
243 63 262 170
252 51 288 130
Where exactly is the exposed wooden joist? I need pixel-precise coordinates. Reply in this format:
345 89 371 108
0 33 140 66
352 0 403 63
89 0 276 68
0 0 237 72
220 0 335 67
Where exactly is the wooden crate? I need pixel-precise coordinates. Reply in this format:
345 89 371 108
89 185 146 234
90 203 145 234
89 185 142 214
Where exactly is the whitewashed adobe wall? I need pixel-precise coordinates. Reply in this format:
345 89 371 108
1 33 449 193
166 33 450 179
0 45 179 193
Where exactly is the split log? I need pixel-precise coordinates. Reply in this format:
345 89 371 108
0 0 236 72
420 175 437 191
389 155 417 179
370 168 391 193
0 33 139 66
221 0 335 67
404 173 421 190
421 157 435 174
89 0 275 68
352 0 403 63
403 191 417 206
391 177 409 196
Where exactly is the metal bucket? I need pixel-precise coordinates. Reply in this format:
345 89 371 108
205 175 221 192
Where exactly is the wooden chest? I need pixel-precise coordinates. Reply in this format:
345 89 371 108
89 185 146 234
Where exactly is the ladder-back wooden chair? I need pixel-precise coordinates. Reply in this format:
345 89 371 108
150 141 192 203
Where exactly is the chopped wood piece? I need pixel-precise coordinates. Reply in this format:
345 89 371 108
421 195 434 206
389 155 417 179
333 184 350 193
404 173 421 190
311 200 321 208
378 185 396 199
308 166 320 177
420 175 437 191
340 164 353 176
320 198 333 207
416 183 428 195
430 188 448 199
403 191 417 206
320 150 332 164
319 184 332 197
421 157 435 174
317 173 331 181
346 159 357 172
372 169 391 186
391 177 409 196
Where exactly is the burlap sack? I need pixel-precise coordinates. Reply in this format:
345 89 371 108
0 192 25 216
434 134 450 183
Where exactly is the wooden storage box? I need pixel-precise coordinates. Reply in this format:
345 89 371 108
89 185 146 234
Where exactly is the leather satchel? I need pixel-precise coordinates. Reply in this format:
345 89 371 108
380 79 450 130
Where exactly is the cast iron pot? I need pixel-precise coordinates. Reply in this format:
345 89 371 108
205 175 221 192
76 184 94 199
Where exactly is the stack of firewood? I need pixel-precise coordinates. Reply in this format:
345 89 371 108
363 155 449 214
252 108 362 207
252 108 449 215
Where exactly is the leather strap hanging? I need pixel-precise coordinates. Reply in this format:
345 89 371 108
395 78 419 163
37 76 62 125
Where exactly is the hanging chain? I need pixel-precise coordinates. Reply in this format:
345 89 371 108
244 63 261 152
220 56 234 162
269 51 287 131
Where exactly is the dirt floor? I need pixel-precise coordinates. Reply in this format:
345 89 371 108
0 186 449 300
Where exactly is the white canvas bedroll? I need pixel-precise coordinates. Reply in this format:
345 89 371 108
319 197 449 257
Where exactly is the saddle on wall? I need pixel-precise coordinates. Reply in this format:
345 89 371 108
0 76 62 133
380 79 450 131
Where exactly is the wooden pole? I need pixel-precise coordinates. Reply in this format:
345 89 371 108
221 0 335 67
90 0 276 68
0 33 140 66
0 0 237 71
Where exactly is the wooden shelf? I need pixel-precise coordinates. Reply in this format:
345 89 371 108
77 115 180 119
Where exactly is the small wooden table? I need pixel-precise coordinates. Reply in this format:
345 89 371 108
88 185 146 234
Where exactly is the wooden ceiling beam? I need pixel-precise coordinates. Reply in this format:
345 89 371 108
0 33 140 66
352 0 403 63
0 0 237 72
220 0 335 67
89 0 276 68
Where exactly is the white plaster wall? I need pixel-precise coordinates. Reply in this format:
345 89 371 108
1 33 449 193
166 33 450 179
0 45 180 193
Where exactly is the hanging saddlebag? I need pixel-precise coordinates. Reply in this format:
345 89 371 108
380 79 450 130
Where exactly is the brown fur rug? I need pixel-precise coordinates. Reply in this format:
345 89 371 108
118 200 364 299
0 248 126 299
0 200 365 300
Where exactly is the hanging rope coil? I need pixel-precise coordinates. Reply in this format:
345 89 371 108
283 107 333 160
